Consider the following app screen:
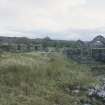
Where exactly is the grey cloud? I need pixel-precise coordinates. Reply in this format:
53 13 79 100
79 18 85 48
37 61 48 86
0 0 105 40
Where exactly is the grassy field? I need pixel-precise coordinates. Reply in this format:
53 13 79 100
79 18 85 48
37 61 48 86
0 52 98 105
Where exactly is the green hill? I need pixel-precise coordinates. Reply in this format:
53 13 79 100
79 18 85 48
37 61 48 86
0 52 98 105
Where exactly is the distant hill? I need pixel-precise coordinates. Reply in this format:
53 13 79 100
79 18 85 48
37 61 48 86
0 35 105 48
88 35 105 48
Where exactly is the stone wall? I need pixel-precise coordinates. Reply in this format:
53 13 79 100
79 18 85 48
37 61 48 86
63 48 105 63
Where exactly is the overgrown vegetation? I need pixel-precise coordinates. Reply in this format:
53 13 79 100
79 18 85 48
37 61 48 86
0 52 98 105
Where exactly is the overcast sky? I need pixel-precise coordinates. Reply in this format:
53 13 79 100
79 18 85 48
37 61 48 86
0 0 105 40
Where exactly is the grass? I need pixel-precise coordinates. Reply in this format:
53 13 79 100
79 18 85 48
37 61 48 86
0 52 98 105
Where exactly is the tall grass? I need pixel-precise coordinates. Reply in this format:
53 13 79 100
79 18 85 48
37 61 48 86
0 52 97 105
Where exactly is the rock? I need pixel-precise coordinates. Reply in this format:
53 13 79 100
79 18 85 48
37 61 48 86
83 104 92 105
88 81 105 101
73 89 80 94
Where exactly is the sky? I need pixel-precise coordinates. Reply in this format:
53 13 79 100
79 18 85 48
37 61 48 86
0 0 105 40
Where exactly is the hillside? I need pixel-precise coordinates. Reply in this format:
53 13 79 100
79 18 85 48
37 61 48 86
0 52 101 105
